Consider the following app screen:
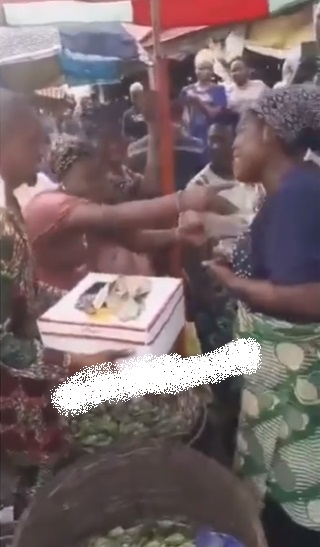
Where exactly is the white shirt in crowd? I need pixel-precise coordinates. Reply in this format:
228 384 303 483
187 165 263 244
225 80 268 115
14 173 56 209
305 149 320 168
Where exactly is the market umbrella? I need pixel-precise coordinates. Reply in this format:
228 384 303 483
59 22 149 86
0 23 148 90
0 26 62 91
1 0 310 28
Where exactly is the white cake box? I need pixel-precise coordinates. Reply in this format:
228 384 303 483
38 273 185 358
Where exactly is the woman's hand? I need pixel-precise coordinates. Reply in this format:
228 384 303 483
69 349 133 374
182 184 236 214
178 211 207 247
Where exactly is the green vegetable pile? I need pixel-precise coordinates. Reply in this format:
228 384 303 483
88 520 194 547
70 395 201 452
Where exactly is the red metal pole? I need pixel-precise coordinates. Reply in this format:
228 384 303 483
150 0 181 278
149 0 185 356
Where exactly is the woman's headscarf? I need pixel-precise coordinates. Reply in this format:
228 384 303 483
250 84 320 152
50 134 95 180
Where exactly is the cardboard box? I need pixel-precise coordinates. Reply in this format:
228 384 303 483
38 273 185 358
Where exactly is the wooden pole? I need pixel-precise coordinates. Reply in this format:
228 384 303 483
149 0 181 277
149 0 186 356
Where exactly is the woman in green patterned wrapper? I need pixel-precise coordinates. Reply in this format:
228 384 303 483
204 85 320 546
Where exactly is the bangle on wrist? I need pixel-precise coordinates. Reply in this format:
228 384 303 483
175 190 185 214
174 226 181 242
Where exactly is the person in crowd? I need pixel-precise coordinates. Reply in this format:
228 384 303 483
128 99 206 192
61 107 86 139
23 135 230 290
226 57 268 115
292 55 317 85
187 122 262 239
274 51 316 89
1 92 226 515
0 90 132 518
273 54 298 89
184 122 262 457
102 90 161 200
180 50 229 159
77 95 101 138
205 85 320 547
122 82 147 141
98 127 147 201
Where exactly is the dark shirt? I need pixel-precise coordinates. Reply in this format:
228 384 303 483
122 106 147 141
252 164 320 285
233 164 320 286
232 164 320 323
127 130 206 191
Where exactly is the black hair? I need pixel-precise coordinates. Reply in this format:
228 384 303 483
50 136 96 180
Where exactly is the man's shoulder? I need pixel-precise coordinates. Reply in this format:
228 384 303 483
305 149 320 168
187 164 212 187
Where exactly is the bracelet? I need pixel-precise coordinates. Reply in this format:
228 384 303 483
174 226 181 242
175 190 185 214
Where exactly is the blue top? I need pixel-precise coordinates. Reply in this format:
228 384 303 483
233 164 320 285
180 83 228 160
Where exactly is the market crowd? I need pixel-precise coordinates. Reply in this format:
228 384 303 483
0 45 320 547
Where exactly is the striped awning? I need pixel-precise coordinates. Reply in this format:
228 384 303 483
1 0 311 28
35 86 67 99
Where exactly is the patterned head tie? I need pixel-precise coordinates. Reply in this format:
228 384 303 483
250 84 320 153
50 134 96 180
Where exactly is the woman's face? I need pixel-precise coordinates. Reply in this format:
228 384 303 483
230 59 249 86
233 114 267 183
66 156 105 201
99 135 127 167
195 61 213 83
3 110 45 186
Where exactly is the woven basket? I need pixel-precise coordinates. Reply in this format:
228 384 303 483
12 441 267 547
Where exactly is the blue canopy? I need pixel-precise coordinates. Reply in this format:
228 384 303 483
59 22 145 85
60 22 140 59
